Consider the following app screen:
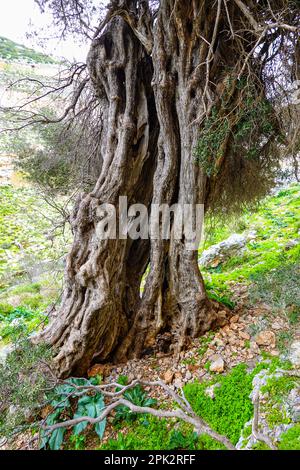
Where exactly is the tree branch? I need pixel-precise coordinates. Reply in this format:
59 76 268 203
41 379 236 450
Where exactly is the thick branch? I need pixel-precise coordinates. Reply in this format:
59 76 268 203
41 379 236 450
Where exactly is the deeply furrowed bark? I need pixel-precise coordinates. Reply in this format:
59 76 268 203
37 0 238 378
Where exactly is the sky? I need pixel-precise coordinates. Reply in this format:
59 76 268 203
0 0 90 61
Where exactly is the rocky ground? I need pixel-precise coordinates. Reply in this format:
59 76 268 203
0 162 299 449
91 284 300 389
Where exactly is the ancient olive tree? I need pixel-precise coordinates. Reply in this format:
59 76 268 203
9 0 299 377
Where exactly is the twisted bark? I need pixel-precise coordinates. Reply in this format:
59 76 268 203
38 0 238 377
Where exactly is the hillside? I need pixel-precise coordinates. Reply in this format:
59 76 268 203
0 36 55 64
0 181 299 450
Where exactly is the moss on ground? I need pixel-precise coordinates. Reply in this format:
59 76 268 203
278 424 300 450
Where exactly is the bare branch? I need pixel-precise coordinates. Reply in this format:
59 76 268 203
41 379 236 450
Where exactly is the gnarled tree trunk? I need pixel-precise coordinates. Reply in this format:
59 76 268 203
38 0 240 378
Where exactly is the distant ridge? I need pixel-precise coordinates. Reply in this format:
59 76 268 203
0 36 55 64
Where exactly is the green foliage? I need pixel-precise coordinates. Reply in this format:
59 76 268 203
168 430 198 450
205 283 235 309
0 36 55 64
100 416 171 450
249 263 300 319
69 433 86 450
195 107 229 177
197 434 226 450
113 385 157 426
184 364 254 444
100 415 225 451
197 331 215 358
13 116 82 195
0 185 68 291
0 304 47 343
279 424 300 450
260 374 298 429
40 377 106 450
0 338 52 439
200 184 300 294
195 78 277 178
101 416 204 451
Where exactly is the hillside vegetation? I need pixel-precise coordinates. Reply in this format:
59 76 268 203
0 36 55 64
0 182 299 450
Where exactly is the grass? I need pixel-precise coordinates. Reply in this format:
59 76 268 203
200 184 300 294
278 424 300 450
0 177 300 448
0 186 69 343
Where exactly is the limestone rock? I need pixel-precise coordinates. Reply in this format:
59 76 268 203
199 234 247 268
164 369 174 384
209 355 225 373
255 330 276 347
185 370 192 381
289 341 300 368
0 344 14 365
87 363 111 378
239 331 250 340
204 383 221 399
230 315 240 323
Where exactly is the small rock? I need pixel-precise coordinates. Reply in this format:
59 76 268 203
285 239 299 250
222 325 231 334
270 350 279 356
209 355 225 373
230 315 239 323
164 369 174 384
88 363 111 378
289 341 300 367
272 321 283 331
174 379 183 388
127 373 135 382
255 330 276 347
185 370 192 381
239 331 250 340
204 383 221 399
199 234 247 267
250 341 260 352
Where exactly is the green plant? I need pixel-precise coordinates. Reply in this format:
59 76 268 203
288 307 300 325
198 331 215 358
184 364 254 444
250 263 300 316
100 416 201 451
69 433 86 450
197 433 226 450
206 287 235 310
113 385 157 425
40 377 106 450
168 430 198 450
276 331 293 353
279 424 300 450
0 337 53 440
